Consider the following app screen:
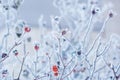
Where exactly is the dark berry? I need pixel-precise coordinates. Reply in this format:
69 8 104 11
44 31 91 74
92 9 96 15
4 5 9 10
12 5 18 10
54 72 58 76
80 64 83 66
62 30 66 35
57 61 60 65
63 39 66 41
2 53 7 58
27 37 31 42
82 7 86 10
113 57 116 60
13 50 19 56
110 76 113 79
16 33 22 38
15 53 18 56
54 17 59 21
109 12 113 18
47 73 49 76
2 70 8 74
77 50 81 55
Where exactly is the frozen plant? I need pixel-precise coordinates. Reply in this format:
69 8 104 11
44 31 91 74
0 0 120 80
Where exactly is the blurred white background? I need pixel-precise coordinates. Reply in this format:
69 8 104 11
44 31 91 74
0 0 120 36
18 0 120 36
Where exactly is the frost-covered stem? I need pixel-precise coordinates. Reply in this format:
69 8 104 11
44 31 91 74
58 38 65 67
37 71 51 79
23 39 26 56
17 52 29 80
102 57 118 80
0 32 25 63
90 41 101 80
65 58 74 67
98 41 111 56
90 56 97 80
83 14 93 49
60 58 73 80
95 65 106 73
60 66 66 80
86 16 110 56
34 51 38 78
16 53 36 77
63 36 77 50
112 66 118 80
62 64 78 80
0 42 22 63
116 64 120 73
46 54 52 80
5 6 10 52
90 39 111 76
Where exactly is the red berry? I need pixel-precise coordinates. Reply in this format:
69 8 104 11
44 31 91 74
54 72 58 76
15 52 18 56
24 27 31 32
34 45 39 51
52 65 58 72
